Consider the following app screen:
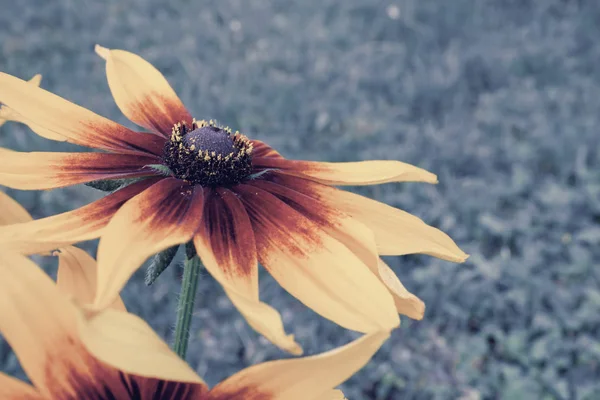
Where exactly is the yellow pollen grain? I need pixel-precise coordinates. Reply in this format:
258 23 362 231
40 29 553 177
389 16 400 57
190 144 196 151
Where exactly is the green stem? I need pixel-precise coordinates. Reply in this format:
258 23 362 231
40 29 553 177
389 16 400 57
173 255 201 359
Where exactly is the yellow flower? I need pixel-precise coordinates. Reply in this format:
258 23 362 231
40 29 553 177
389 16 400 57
0 250 385 400
0 46 467 354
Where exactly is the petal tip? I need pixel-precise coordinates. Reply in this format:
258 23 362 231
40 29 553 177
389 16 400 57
94 44 110 60
412 299 426 320
29 74 42 86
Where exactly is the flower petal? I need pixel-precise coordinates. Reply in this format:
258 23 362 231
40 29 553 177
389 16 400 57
0 150 159 190
95 45 192 137
0 74 59 141
194 188 258 298
207 331 389 400
252 157 438 186
78 309 207 387
223 288 302 355
256 173 431 319
267 173 468 262
0 178 160 255
250 139 283 158
0 251 82 397
0 71 166 156
377 259 425 320
193 188 301 354
0 250 208 398
0 191 33 226
249 178 423 320
315 389 346 400
56 246 126 311
0 372 42 400
94 178 205 309
235 184 399 332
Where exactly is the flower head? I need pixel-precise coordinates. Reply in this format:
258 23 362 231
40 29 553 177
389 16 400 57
0 46 468 354
0 249 386 400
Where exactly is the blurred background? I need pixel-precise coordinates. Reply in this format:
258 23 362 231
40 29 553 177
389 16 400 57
1 0 599 398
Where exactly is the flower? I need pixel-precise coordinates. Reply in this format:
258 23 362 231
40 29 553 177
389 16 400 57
0 46 467 354
0 249 386 400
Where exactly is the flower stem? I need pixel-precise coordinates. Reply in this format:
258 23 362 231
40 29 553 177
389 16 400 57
173 255 201 359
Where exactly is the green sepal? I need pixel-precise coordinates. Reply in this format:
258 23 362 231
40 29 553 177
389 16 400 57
145 245 180 286
85 179 128 192
145 164 174 176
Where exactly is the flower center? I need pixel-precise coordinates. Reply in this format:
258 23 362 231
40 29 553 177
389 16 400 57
162 119 253 186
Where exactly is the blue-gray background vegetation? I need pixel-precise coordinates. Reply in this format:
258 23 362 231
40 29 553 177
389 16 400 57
1 0 599 399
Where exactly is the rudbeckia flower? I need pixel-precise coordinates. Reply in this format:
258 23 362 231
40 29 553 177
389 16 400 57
0 249 388 400
0 46 467 354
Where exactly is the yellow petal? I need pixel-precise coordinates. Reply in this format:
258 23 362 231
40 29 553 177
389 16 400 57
95 45 192 137
378 259 425 320
236 184 399 332
0 71 165 155
271 173 468 263
0 251 81 397
0 191 33 226
0 178 159 255
208 331 390 400
0 372 42 400
224 288 302 355
94 178 205 309
78 308 206 386
333 189 468 262
194 188 259 299
0 249 208 396
56 246 126 311
0 74 56 141
253 157 438 185
193 188 301 354
0 150 158 190
315 389 346 400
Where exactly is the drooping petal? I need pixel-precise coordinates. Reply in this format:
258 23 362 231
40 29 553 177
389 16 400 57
0 178 160 255
255 174 436 319
0 191 33 225
0 372 43 400
249 178 423 319
195 188 258 299
95 45 192 137
252 156 438 186
0 251 84 397
56 246 126 311
0 71 166 156
94 178 205 309
0 150 159 190
223 288 303 355
235 184 399 332
193 188 301 354
377 259 425 319
266 172 468 262
207 331 389 400
78 309 207 387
